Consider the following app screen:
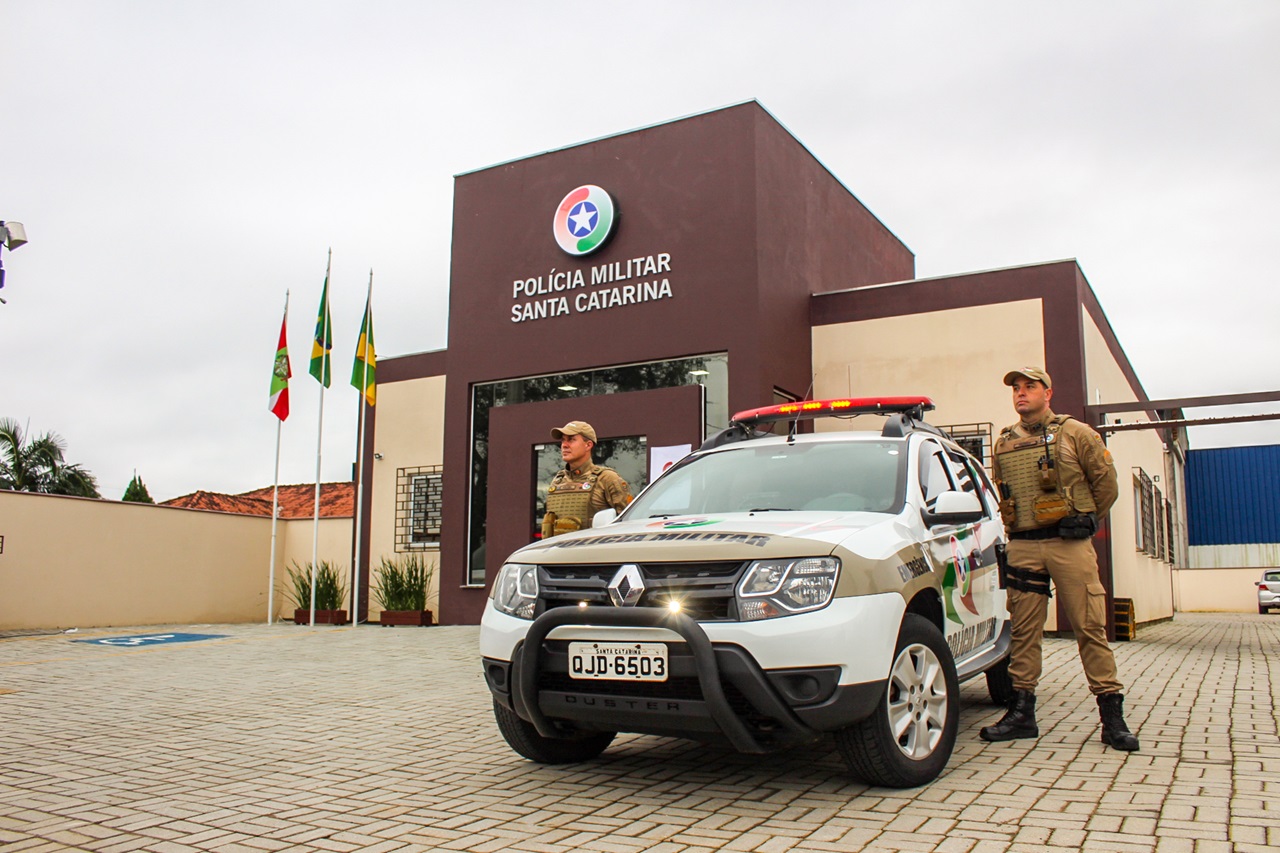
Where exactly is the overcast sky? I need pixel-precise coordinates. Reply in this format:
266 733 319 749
3 1 1277 502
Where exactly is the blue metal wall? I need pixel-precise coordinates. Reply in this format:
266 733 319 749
1186 445 1280 546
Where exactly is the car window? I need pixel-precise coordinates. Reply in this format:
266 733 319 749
917 440 958 509
952 449 997 518
1265 572 1280 583
626 439 908 517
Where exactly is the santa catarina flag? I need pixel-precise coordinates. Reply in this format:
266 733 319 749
350 290 376 406
309 267 332 387
269 310 291 420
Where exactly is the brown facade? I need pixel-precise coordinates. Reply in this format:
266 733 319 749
432 102 914 624
364 102 1161 629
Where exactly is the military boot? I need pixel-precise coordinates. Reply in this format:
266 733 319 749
979 689 1038 741
1097 693 1140 751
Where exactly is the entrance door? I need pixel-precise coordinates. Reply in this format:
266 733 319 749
483 385 706 587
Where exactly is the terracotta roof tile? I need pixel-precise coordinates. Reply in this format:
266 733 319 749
161 483 354 519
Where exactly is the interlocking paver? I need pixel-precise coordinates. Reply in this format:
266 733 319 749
1 613 1276 852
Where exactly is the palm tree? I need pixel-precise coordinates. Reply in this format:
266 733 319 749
0 418 101 498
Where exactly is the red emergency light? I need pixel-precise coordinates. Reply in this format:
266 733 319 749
731 396 935 428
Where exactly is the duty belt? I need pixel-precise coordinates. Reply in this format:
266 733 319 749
1008 528 1060 541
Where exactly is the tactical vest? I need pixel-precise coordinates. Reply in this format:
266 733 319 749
996 416 1097 532
544 468 601 536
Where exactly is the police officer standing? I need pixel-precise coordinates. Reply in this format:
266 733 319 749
541 421 633 539
981 367 1140 751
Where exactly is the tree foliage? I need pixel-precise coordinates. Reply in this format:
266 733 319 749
122 473 155 504
0 418 101 498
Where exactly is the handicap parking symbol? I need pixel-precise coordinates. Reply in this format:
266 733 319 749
75 632 227 647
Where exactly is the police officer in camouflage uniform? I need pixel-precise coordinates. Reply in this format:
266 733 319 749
541 421 633 539
980 367 1140 751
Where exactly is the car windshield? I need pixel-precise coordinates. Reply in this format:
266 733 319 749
1264 572 1280 583
626 439 907 518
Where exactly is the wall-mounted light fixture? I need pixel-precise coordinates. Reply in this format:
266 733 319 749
0 221 28 305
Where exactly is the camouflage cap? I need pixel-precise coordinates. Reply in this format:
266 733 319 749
1003 366 1052 389
551 421 597 443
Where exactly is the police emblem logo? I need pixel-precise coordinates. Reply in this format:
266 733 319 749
553 185 615 256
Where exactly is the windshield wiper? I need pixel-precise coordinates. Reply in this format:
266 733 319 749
747 507 793 513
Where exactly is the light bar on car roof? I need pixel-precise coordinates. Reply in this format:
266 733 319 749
730 396 935 427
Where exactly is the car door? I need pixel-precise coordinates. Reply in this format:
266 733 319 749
916 439 1004 662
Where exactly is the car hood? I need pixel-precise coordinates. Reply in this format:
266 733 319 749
511 511 895 564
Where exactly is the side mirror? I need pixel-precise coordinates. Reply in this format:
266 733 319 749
922 490 984 526
592 508 618 527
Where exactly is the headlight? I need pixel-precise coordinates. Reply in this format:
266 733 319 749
736 557 839 621
491 563 538 620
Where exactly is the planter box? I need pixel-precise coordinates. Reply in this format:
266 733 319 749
293 608 348 625
379 610 434 627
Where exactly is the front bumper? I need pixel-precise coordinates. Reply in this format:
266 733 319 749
482 605 886 753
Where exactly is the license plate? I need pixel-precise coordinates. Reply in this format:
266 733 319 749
568 642 668 681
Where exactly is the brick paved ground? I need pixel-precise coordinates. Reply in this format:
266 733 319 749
1 613 1276 852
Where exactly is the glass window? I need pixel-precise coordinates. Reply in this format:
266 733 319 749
467 353 728 585
917 441 957 509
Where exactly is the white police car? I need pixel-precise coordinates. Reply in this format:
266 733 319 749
480 397 1012 788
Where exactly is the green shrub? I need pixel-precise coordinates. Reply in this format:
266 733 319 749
373 553 436 612
285 560 347 611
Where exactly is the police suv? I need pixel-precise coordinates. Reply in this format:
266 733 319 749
480 397 1013 788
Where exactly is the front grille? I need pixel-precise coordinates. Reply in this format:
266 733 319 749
537 561 747 620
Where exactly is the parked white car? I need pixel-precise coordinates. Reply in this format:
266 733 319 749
480 397 1013 787
1257 570 1280 614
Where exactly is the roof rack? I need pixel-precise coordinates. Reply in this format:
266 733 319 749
699 396 937 451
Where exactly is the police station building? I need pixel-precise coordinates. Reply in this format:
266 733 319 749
359 101 1181 631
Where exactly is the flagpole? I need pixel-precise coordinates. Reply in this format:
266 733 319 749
310 384 324 628
268 289 290 625
310 249 332 628
269 417 282 623
352 270 373 626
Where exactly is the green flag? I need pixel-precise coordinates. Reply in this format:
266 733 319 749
309 261 332 387
350 287 376 406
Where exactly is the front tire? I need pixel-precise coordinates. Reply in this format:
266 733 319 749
836 614 960 788
492 701 615 764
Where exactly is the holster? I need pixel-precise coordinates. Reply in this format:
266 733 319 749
995 542 1009 590
1003 560 1053 598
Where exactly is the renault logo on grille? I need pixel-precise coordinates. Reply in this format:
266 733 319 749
608 564 645 607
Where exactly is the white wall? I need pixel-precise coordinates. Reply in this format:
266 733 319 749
1174 566 1273 612
0 489 351 630
812 298 1044 428
365 375 447 617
